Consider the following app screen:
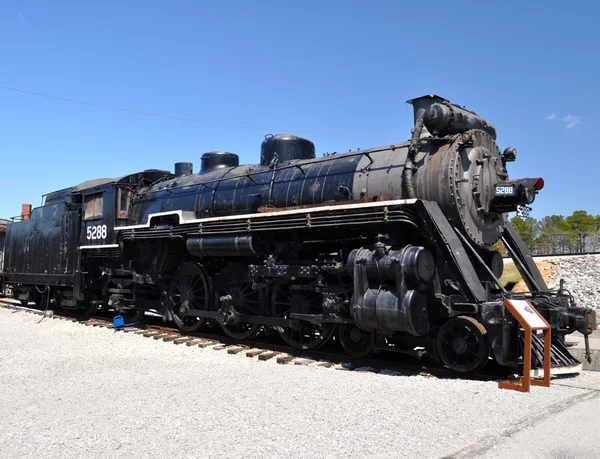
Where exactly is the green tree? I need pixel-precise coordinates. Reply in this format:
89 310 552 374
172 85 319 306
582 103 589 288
537 215 575 254
510 216 540 252
565 210 596 252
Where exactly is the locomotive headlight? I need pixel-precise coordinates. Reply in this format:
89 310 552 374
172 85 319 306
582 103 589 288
490 177 544 213
521 177 544 204
523 185 535 204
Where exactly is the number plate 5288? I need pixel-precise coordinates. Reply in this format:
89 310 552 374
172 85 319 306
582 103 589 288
87 224 107 240
494 185 515 196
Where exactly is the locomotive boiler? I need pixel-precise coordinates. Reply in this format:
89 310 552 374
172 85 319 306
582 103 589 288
1 95 595 374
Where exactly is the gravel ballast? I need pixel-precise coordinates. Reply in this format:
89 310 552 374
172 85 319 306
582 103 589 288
1 308 599 459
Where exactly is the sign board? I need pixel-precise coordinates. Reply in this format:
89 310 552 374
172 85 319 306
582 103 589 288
499 299 551 393
505 299 549 329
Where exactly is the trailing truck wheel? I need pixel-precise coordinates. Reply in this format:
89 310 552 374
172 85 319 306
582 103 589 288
168 262 210 333
436 316 490 373
216 264 262 340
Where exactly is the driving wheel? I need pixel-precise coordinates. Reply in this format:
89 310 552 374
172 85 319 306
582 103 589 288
271 282 334 350
168 262 210 332
216 264 263 340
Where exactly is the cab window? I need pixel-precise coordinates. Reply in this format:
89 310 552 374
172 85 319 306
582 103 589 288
84 193 104 220
117 188 132 219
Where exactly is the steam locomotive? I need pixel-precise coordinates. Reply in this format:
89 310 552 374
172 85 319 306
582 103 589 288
1 95 595 373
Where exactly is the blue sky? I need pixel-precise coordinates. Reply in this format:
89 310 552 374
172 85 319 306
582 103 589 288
1 0 598 219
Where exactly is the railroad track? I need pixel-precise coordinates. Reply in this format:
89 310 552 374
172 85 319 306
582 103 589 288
0 297 513 382
506 252 600 260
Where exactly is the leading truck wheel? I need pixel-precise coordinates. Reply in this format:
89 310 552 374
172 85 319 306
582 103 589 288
436 316 490 373
168 262 210 333
339 324 377 358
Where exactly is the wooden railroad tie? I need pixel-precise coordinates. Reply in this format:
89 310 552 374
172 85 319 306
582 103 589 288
258 351 281 361
174 337 193 345
245 349 266 358
294 359 316 366
197 341 217 348
227 346 248 355
162 335 179 342
152 333 170 340
276 354 295 365
185 339 204 347
316 361 335 368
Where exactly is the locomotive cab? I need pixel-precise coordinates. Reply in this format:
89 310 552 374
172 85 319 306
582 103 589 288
79 182 120 249
2 169 171 311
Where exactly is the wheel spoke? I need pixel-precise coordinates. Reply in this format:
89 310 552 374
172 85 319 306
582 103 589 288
437 317 490 373
169 264 209 333
216 265 263 340
339 324 376 358
271 283 333 350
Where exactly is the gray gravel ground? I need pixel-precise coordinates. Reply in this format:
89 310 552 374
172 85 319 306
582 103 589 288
504 253 600 321
476 374 600 459
1 308 599 459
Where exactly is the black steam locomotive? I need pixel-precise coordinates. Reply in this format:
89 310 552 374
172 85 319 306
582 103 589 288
1 95 595 373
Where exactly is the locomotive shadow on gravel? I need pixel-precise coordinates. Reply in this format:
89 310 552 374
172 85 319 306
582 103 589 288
1 95 595 376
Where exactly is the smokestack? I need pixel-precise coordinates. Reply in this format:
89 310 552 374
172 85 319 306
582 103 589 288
406 95 448 138
21 204 32 221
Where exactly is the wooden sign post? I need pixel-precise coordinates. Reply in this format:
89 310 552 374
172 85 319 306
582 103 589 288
498 299 551 393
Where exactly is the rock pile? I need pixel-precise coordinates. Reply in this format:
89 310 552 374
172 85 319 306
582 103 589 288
548 254 600 315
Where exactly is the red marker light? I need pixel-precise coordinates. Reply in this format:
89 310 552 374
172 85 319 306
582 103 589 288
534 178 544 190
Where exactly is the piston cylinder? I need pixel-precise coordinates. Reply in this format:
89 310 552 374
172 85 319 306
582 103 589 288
347 245 435 283
351 288 429 336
